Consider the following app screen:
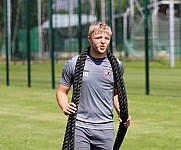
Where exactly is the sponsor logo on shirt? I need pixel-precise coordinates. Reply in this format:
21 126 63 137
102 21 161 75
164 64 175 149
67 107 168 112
83 70 89 76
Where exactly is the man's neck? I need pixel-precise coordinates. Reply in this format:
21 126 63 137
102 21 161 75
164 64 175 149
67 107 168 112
89 46 107 58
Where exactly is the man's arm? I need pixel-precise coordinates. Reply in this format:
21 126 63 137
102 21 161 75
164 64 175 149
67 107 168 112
56 84 77 116
114 94 120 116
114 89 131 128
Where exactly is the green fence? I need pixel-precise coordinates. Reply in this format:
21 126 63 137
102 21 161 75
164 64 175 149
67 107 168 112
0 0 181 96
1 0 133 61
1 0 181 60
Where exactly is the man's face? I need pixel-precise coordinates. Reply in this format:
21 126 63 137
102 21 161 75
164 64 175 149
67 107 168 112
88 32 111 56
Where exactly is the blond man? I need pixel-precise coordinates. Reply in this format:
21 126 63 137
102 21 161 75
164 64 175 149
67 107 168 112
56 22 130 150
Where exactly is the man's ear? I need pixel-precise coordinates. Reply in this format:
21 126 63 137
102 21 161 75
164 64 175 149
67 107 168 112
88 36 91 43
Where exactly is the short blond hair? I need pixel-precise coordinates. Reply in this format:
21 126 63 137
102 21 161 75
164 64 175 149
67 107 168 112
88 21 112 37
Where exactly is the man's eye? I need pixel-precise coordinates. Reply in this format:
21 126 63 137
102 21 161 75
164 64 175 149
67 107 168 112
96 37 102 39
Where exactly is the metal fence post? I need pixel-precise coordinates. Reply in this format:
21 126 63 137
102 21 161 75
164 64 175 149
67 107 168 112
144 0 150 95
179 1 181 59
4 0 9 86
109 0 113 53
78 0 82 53
49 0 55 89
117 0 123 53
26 0 31 87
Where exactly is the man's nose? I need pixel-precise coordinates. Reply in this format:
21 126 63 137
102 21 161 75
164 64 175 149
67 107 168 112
101 38 106 43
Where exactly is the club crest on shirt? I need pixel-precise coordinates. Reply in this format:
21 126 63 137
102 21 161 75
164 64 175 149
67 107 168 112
104 69 112 77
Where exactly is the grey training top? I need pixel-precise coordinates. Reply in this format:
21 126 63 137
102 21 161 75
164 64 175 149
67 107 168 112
60 51 124 129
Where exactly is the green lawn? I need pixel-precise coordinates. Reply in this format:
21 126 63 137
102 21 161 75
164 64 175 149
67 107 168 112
0 60 181 149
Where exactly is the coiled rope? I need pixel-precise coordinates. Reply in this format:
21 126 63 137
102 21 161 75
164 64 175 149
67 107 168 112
62 48 128 150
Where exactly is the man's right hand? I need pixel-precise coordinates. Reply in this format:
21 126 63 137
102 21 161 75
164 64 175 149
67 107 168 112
62 102 77 116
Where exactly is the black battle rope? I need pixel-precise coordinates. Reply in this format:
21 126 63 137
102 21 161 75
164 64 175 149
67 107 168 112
62 49 128 150
62 49 89 150
107 50 129 150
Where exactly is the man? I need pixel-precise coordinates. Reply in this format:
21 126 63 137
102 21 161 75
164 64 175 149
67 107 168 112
56 21 131 150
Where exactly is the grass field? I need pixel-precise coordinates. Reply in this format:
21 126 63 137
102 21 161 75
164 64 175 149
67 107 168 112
0 60 181 149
